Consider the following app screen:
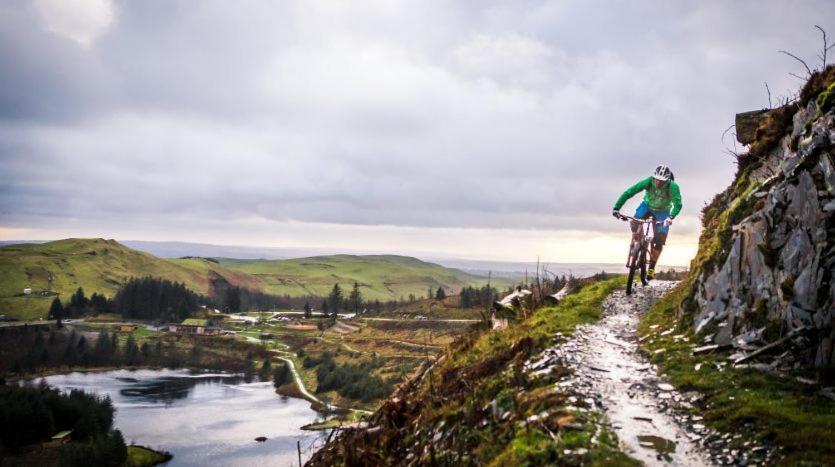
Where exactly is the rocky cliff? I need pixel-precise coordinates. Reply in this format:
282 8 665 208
684 66 835 368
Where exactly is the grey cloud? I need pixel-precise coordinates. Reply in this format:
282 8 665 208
0 0 833 238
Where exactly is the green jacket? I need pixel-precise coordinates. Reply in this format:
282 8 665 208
614 177 682 218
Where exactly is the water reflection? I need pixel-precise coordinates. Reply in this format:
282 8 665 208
42 369 324 466
118 374 246 405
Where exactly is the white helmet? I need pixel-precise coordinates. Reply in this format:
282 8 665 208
652 165 673 181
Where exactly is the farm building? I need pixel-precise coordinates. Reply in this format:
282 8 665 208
46 430 72 447
171 318 221 335
114 324 137 333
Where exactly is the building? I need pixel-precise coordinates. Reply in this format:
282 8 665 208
172 318 221 336
177 318 208 334
114 324 137 333
23 287 32 295
46 430 72 447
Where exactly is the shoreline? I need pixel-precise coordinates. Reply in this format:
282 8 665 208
127 444 174 466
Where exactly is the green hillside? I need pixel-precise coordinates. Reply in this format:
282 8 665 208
0 239 262 320
0 240 512 320
218 255 513 301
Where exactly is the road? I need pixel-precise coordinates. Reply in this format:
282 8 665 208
361 317 479 323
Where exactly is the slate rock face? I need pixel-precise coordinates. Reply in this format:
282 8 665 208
695 104 835 367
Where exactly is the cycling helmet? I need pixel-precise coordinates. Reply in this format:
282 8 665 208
652 165 673 181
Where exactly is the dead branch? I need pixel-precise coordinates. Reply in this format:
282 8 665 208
721 123 736 144
721 123 739 156
477 271 493 327
764 82 772 109
815 25 828 69
724 148 741 162
733 327 807 365
779 50 813 76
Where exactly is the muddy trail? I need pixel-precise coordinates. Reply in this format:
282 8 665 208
527 281 775 466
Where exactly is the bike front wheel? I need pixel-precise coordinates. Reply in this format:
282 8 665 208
626 254 639 295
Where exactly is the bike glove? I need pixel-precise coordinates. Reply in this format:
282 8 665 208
612 210 620 218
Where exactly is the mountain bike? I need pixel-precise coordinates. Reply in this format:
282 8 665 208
615 213 661 295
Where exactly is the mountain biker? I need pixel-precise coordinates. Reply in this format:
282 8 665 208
611 165 682 280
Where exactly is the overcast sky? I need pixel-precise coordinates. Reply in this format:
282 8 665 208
1 1 833 265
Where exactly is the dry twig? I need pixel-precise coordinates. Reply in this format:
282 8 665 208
779 50 813 76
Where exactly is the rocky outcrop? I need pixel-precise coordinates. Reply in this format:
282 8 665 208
692 81 835 368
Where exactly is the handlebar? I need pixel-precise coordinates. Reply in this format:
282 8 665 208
615 213 660 224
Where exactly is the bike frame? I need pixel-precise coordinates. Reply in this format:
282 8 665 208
618 214 657 267
615 213 663 293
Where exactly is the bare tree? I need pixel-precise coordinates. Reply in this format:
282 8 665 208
815 25 835 69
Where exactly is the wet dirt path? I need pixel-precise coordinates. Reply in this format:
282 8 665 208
543 281 712 465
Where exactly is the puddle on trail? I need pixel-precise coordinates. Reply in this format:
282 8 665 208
638 435 677 462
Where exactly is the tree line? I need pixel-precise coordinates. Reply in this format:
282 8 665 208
0 382 127 466
49 277 205 323
48 276 510 322
48 277 329 320
311 282 477 318
303 352 394 403
458 284 501 309
0 326 267 377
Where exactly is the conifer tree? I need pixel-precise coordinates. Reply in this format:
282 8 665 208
328 284 343 317
348 282 362 313
49 297 64 327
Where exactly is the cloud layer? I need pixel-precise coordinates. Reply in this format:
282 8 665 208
1 1 833 262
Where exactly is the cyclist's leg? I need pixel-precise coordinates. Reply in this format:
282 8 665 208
649 210 671 271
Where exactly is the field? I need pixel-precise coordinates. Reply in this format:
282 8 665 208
226 297 488 412
218 255 514 301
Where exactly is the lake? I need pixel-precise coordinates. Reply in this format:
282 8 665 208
40 369 325 466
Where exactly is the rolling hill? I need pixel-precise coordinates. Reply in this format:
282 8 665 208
0 239 512 320
217 255 513 301
0 239 264 320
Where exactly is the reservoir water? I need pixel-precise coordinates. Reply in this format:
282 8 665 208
40 369 324 466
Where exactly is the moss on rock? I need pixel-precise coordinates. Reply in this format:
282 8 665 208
817 81 835 113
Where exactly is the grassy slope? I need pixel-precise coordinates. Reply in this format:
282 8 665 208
639 284 835 465
0 239 259 320
311 277 637 466
125 445 172 466
218 255 514 301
